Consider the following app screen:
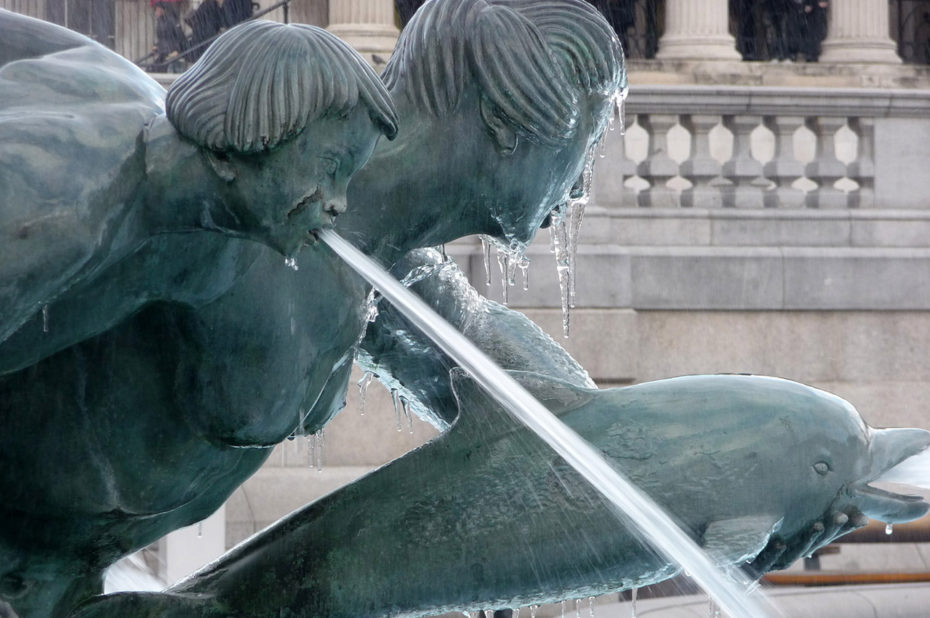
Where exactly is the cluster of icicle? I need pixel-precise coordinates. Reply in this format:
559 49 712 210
479 90 626 338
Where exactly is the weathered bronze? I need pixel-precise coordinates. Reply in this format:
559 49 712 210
1 2 927 617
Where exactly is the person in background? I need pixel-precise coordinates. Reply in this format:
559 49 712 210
186 0 224 60
800 0 828 61
152 0 186 71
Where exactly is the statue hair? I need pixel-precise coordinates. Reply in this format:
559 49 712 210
381 0 625 147
166 20 398 154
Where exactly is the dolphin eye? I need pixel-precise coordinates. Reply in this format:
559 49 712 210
813 461 831 476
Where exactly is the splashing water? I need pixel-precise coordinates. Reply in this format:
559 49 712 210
321 230 780 618
876 446 930 489
357 371 374 416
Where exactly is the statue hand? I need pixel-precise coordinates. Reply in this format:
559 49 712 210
744 506 868 577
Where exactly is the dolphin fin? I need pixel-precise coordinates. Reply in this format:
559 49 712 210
702 515 783 565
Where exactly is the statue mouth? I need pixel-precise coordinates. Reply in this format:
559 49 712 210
853 427 930 522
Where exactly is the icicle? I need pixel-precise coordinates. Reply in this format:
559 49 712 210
284 257 299 271
481 236 492 287
630 587 638 618
392 389 403 432
513 608 521 618
588 596 595 617
575 598 582 617
307 430 325 471
357 371 374 415
708 599 720 618
561 600 567 617
497 249 510 306
401 397 414 434
549 213 571 338
530 606 539 618
886 522 894 535
440 244 448 262
519 255 530 291
42 304 49 333
484 610 494 618
197 522 203 538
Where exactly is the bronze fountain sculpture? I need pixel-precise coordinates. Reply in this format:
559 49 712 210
1 2 928 617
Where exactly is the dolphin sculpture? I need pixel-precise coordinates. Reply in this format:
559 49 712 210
73 373 930 617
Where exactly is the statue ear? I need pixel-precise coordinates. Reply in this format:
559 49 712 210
479 96 518 156
204 150 237 183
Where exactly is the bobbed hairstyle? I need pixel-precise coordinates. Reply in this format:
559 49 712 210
166 20 398 154
381 0 625 148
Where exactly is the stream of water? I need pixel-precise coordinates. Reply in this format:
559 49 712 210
320 230 781 618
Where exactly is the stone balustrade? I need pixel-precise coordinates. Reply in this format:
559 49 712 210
598 85 930 212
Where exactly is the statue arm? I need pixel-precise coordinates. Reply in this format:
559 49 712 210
358 247 595 428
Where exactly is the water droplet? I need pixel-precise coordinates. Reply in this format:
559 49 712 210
41 304 49 333
197 521 203 538
357 371 374 415
284 256 299 271
886 522 894 535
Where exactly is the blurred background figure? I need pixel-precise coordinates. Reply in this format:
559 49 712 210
151 0 186 71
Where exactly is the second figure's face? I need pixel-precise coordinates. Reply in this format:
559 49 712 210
224 104 382 257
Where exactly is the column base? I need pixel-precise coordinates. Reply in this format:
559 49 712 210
820 40 902 64
656 35 742 61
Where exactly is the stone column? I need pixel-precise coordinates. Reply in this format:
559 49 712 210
656 0 740 61
819 0 901 64
328 0 399 69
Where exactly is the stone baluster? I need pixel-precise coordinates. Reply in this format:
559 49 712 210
848 117 875 208
762 116 806 209
636 115 681 208
680 115 725 208
819 0 901 64
656 0 741 60
805 117 849 208
721 115 765 208
328 0 399 69
592 117 639 208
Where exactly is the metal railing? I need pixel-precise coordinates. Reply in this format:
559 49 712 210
135 0 291 72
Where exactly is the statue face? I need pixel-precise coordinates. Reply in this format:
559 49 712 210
478 95 613 248
224 104 382 256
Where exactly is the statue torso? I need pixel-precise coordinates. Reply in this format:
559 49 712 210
0 233 370 563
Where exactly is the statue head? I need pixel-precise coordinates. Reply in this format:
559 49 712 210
379 0 625 248
166 20 398 256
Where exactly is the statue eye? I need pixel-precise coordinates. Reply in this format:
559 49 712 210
813 461 831 476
